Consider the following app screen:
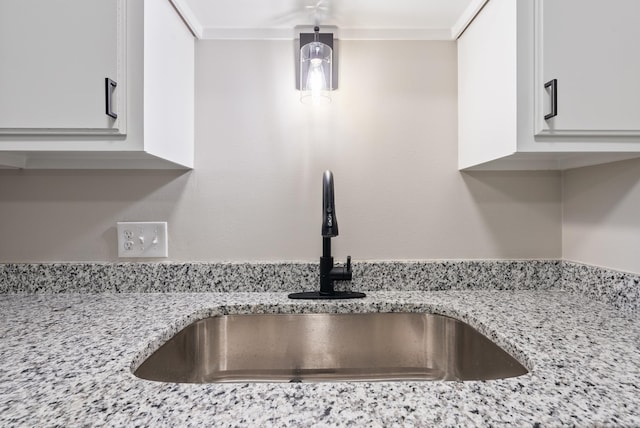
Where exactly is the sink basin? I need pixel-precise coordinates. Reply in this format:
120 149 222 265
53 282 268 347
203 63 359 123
134 312 528 383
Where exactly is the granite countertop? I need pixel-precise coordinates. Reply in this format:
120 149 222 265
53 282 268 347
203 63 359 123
1 290 639 427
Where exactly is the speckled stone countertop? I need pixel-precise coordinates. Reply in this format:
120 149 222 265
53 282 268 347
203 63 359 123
1 291 638 427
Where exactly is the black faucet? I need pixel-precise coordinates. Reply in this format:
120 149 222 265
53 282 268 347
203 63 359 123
289 171 366 300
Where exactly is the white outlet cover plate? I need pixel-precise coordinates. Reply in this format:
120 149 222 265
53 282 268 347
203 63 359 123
117 221 168 258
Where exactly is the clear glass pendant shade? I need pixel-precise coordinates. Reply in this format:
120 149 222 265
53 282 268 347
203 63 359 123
300 41 332 104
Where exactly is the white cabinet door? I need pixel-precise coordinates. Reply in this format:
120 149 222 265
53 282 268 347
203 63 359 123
0 0 125 134
535 0 640 136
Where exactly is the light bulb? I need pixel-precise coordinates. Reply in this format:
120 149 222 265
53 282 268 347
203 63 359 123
306 63 326 94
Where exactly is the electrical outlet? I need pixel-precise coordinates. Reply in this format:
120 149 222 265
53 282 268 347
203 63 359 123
117 222 168 258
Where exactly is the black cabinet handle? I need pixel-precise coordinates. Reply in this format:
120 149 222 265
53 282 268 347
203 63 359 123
105 78 118 119
544 79 557 120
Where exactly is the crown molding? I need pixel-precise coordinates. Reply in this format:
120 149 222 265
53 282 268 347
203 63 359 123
169 0 204 39
171 0 486 41
451 0 489 39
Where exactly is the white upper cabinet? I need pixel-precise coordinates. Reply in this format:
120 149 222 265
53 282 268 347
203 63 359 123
458 0 640 170
0 0 194 169
0 0 125 135
535 0 640 136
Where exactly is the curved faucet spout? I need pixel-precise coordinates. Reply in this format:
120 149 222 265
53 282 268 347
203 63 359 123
288 170 365 300
322 170 339 237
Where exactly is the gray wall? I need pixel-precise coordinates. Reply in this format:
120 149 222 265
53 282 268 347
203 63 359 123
562 158 640 274
0 40 562 262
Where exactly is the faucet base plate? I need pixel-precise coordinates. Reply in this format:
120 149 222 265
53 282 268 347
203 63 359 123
288 291 366 300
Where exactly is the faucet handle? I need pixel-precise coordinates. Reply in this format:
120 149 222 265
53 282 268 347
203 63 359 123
346 255 351 272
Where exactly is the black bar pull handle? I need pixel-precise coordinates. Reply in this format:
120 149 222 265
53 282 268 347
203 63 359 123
544 78 557 120
105 78 118 119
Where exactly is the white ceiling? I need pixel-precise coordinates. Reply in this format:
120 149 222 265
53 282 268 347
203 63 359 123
170 0 487 40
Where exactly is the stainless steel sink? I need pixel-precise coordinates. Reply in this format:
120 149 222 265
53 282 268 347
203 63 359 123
134 312 528 383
